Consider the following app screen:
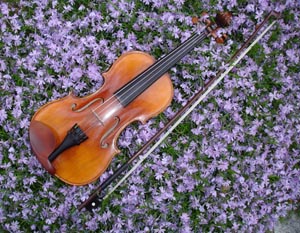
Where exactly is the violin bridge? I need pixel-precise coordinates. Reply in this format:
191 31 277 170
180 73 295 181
92 110 104 126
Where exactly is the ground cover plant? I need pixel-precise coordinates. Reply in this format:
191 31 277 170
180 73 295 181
0 0 299 232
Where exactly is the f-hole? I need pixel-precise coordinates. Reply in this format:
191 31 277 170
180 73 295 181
71 98 104 112
100 116 120 148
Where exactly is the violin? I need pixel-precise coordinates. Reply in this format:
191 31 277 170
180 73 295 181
29 12 232 186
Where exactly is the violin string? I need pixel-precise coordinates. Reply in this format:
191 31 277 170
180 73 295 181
120 31 209 105
77 29 208 135
92 27 207 112
101 20 279 201
111 31 209 104
90 30 207 114
78 30 208 135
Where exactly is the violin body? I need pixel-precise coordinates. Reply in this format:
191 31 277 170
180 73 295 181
30 51 173 185
29 12 232 186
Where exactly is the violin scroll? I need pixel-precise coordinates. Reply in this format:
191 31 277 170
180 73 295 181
215 12 232 28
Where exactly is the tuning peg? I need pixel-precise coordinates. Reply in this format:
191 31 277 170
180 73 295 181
192 16 199 25
191 12 212 25
192 11 231 44
215 33 228 44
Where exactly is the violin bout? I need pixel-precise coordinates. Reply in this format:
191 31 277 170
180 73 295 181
29 12 232 186
29 51 173 185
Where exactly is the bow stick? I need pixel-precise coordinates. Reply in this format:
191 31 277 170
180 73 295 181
79 11 280 212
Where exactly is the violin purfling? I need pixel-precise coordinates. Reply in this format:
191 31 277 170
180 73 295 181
29 12 232 185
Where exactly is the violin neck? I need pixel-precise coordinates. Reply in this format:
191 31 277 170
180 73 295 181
114 30 209 106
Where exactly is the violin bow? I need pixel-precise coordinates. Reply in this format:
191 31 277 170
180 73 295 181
79 11 280 212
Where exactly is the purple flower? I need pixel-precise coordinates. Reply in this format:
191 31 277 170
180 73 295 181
0 109 7 124
286 49 299 63
180 213 190 223
0 1 299 232
218 161 229 171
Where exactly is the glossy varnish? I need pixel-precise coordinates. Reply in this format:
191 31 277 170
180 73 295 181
30 51 173 185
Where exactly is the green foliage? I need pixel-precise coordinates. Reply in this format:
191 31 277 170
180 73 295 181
282 10 295 24
1 0 299 232
182 0 203 15
268 174 280 183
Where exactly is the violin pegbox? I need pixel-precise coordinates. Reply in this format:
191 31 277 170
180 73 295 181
192 12 232 44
